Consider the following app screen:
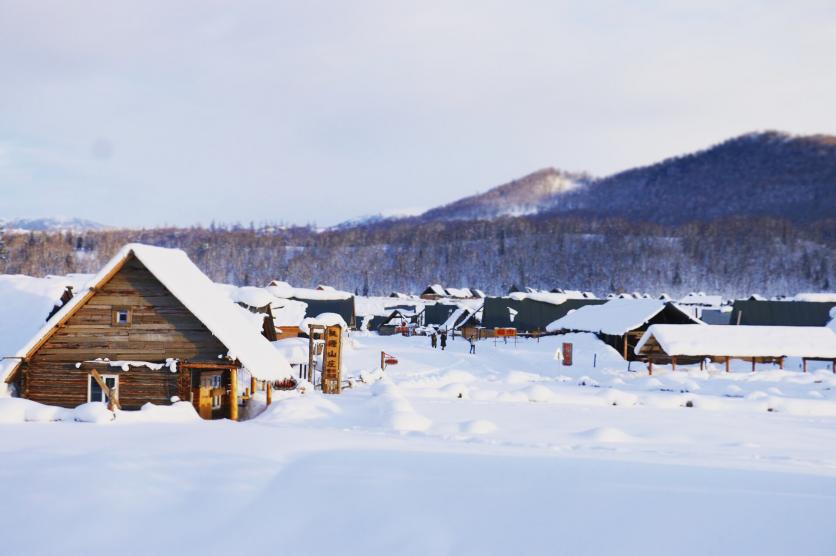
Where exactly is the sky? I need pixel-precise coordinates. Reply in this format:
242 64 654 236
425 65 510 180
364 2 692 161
1 0 835 228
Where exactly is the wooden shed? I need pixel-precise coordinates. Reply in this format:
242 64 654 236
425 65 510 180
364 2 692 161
635 324 836 373
2 244 292 420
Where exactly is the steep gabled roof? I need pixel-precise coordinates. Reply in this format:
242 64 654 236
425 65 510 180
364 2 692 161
3 244 292 383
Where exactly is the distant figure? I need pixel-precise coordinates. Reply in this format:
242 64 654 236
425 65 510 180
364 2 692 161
440 332 447 350
468 336 476 354
431 333 437 349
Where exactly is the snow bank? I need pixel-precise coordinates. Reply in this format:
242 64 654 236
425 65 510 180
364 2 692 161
0 398 201 423
256 391 341 423
371 379 431 432
574 427 636 443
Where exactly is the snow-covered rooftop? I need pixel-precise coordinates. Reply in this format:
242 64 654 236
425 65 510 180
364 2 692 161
678 293 723 307
636 324 836 359
3 244 292 382
267 280 353 301
546 299 699 335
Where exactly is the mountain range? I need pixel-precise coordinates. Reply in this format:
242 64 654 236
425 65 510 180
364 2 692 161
1 131 834 297
413 131 836 225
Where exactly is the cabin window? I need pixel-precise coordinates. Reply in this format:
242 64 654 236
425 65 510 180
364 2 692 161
88 374 118 403
112 307 131 326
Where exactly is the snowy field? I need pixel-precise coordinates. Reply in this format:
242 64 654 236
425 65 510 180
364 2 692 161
2 332 836 555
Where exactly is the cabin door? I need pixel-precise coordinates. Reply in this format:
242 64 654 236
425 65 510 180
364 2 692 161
190 369 228 420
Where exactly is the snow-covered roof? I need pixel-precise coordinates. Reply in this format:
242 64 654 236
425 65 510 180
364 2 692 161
508 292 572 306
794 292 836 303
300 312 348 331
267 280 353 301
678 293 723 307
636 324 836 359
546 299 700 335
271 338 309 365
3 244 292 382
423 284 447 296
445 287 473 298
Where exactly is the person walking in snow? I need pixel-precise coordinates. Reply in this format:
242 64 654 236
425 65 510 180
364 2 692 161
440 332 447 350
468 335 476 354
431 332 437 349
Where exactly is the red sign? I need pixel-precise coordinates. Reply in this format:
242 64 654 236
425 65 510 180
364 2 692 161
562 342 573 366
495 327 517 337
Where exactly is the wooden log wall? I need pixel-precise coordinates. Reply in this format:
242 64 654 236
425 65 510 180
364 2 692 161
22 255 230 410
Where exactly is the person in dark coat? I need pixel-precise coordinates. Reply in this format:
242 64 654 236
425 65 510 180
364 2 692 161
431 332 437 349
440 332 447 350
468 336 476 354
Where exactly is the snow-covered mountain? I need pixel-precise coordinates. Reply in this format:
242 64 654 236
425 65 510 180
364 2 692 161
1 217 109 233
420 168 590 221
418 131 836 224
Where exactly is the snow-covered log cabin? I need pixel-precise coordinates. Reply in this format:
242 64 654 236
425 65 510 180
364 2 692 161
1 244 292 420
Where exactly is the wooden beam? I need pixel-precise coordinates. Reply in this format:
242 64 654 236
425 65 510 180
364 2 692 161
90 369 121 410
229 368 238 422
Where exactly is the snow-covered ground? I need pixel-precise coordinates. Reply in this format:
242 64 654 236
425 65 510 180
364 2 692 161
2 332 836 555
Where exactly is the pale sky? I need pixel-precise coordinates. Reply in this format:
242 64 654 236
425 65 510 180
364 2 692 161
1 0 835 227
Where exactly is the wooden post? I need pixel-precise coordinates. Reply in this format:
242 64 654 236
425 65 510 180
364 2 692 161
725 356 730 373
832 359 835 374
751 358 756 373
803 358 808 373
381 351 386 371
779 357 784 370
251 376 257 395
229 368 238 421
266 382 273 406
623 335 628 360
671 357 677 372
648 359 653 375
699 359 705 371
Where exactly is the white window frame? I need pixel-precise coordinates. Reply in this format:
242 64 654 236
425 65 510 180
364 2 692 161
88 373 119 403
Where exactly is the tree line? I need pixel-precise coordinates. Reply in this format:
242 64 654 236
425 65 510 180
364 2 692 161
0 214 832 298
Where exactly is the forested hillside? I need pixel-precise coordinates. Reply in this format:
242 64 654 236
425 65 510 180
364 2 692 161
1 214 831 298
420 132 836 224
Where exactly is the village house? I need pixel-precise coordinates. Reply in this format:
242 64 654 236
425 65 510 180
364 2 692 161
1 244 292 420
267 280 356 332
546 298 702 361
